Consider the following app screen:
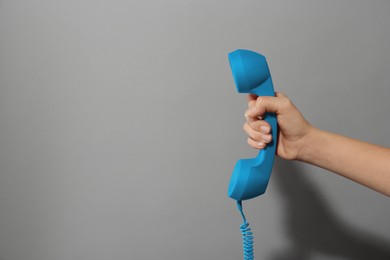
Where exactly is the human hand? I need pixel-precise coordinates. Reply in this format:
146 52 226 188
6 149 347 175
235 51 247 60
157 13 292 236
243 93 314 160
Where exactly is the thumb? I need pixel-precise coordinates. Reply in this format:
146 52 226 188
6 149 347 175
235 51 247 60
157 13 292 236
247 94 258 109
246 95 286 118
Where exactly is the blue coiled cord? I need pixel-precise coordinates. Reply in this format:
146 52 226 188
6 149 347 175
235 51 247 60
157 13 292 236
237 201 254 260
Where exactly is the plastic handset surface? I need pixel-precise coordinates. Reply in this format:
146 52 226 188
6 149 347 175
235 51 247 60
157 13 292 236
227 49 278 201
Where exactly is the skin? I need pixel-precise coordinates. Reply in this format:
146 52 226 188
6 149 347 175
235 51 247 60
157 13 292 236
244 93 390 197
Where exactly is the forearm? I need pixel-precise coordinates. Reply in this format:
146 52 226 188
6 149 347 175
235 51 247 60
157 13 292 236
299 127 390 196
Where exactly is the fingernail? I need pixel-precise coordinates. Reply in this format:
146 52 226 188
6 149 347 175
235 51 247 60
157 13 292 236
260 125 270 133
257 142 265 148
262 135 271 142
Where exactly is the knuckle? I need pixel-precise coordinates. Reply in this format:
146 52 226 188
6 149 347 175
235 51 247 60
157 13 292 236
255 96 263 106
252 131 262 141
243 122 250 132
261 96 273 107
281 96 292 109
253 121 262 129
248 100 256 109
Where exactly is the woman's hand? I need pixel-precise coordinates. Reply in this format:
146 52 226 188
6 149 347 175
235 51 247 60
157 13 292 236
243 92 314 160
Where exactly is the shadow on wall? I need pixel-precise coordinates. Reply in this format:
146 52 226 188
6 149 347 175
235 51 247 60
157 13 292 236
270 158 390 260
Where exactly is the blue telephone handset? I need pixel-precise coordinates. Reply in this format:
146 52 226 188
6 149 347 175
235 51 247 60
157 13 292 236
228 49 278 201
228 50 278 260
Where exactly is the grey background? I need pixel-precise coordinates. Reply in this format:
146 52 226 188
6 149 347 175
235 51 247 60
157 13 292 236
0 0 389 259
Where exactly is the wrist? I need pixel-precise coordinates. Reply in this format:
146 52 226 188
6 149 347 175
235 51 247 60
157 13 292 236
296 125 322 162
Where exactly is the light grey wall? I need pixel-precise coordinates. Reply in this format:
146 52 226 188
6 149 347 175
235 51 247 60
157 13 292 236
0 1 389 259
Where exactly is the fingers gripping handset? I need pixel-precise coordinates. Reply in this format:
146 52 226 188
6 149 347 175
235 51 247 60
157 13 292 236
228 49 278 201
